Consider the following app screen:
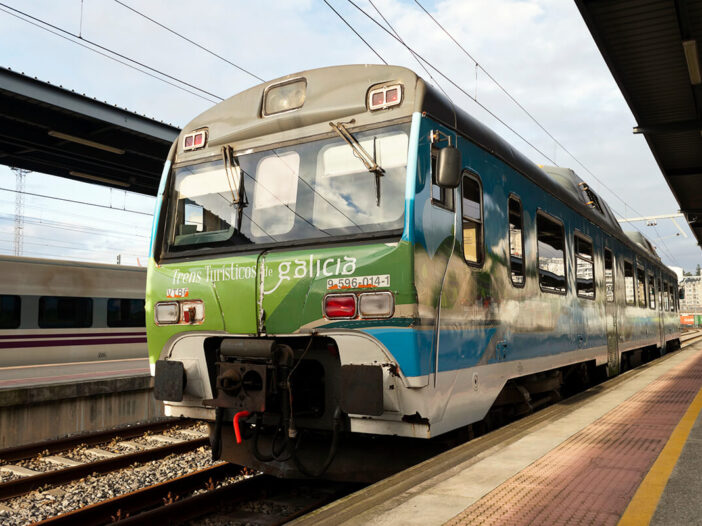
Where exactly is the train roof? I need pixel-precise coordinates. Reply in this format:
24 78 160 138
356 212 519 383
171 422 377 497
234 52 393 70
623 231 661 260
175 64 671 273
0 255 145 297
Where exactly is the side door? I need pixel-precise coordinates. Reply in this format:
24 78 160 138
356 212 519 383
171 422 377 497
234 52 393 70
604 247 619 376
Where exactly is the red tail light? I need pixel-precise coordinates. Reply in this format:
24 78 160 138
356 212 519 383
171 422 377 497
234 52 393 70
324 294 357 319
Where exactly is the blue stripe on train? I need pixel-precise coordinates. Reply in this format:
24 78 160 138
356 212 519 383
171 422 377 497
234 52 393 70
362 327 606 378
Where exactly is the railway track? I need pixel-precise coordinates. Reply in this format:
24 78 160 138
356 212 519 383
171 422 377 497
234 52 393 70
0 419 208 500
34 464 357 525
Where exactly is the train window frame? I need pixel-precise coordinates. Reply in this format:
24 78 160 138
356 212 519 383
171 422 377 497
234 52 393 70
604 248 615 303
658 278 663 311
636 263 646 308
624 259 635 305
508 194 525 287
107 298 146 328
574 232 595 300
536 210 567 295
0 294 21 329
460 171 484 267
430 148 455 211
648 272 656 310
38 296 93 329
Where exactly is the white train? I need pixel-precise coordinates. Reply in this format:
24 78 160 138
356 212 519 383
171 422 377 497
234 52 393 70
0 256 147 366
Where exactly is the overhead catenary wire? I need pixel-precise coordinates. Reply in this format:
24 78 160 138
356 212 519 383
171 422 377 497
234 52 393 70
0 186 152 216
323 0 388 65
0 2 222 103
112 0 265 83
340 0 558 165
367 0 453 104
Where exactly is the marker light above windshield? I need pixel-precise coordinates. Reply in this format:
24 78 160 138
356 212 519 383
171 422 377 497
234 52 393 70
263 78 307 116
183 129 208 151
368 84 402 111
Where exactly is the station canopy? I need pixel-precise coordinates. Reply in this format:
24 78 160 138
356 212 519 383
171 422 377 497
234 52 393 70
576 0 702 246
0 66 179 196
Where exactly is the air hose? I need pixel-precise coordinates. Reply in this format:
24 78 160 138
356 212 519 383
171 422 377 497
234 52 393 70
292 407 342 478
211 407 223 462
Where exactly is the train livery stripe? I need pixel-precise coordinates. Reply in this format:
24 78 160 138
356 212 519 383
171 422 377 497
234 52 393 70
0 331 146 340
0 337 147 349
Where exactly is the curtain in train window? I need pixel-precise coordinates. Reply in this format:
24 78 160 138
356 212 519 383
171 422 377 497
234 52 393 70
251 152 300 237
624 260 635 305
648 274 656 309
537 214 566 294
604 249 615 303
461 174 483 265
508 197 524 286
575 235 595 299
636 266 646 308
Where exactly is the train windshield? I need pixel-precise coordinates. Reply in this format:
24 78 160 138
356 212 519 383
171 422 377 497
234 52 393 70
165 123 410 251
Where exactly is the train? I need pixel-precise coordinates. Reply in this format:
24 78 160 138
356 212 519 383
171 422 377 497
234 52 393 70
0 255 146 366
146 65 681 481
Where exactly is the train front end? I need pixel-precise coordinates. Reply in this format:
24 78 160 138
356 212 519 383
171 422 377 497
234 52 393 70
146 66 456 481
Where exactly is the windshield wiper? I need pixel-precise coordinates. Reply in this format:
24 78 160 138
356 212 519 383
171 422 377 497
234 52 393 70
222 145 248 230
329 120 385 206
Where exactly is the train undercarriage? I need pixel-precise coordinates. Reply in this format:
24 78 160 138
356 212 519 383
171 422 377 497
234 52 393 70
156 334 682 482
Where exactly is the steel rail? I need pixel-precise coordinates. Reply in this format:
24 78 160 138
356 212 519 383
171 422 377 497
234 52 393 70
34 464 261 525
0 437 208 501
0 418 194 462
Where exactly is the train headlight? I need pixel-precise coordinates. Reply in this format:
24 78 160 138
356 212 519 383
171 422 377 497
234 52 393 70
155 302 180 324
263 78 306 116
359 292 394 318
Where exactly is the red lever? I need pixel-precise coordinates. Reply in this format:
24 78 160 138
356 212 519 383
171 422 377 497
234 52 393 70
233 410 251 444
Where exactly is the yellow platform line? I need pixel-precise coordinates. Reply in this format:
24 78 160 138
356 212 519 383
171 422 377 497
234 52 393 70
618 386 702 525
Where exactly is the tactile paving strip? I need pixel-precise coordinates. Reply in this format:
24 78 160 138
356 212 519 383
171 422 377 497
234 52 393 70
445 350 702 526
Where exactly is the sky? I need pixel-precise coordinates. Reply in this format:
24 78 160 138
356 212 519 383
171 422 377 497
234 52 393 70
0 0 700 272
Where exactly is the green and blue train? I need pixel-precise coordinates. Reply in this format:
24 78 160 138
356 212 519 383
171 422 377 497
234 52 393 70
147 65 680 481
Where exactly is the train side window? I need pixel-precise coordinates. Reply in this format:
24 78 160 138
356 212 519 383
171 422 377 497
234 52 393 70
431 151 454 210
575 234 594 299
663 281 669 311
648 273 656 310
604 249 614 302
624 260 635 305
658 278 663 311
107 299 146 327
636 265 646 308
673 284 679 312
461 173 483 265
508 196 524 286
670 281 678 312
536 213 566 294
0 295 21 329
38 296 92 328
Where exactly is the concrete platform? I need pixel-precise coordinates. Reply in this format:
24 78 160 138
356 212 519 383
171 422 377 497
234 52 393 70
0 358 150 388
0 359 164 448
294 340 702 526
